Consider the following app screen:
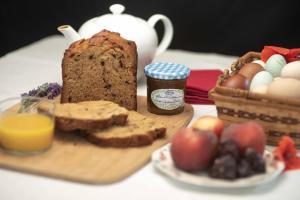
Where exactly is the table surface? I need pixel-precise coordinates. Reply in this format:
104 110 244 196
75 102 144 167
0 36 299 200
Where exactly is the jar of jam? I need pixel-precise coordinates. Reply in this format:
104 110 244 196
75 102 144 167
144 62 190 115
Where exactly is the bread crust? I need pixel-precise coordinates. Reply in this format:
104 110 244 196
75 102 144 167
87 127 166 147
86 111 167 147
56 114 128 132
38 100 129 132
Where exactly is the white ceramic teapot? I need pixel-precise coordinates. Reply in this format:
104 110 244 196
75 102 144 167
58 4 173 80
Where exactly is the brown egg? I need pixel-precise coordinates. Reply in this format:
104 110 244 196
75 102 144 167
238 63 264 81
222 74 250 90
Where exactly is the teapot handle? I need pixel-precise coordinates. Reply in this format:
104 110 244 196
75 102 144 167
148 14 173 57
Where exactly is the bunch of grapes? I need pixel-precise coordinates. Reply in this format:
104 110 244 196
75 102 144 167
209 140 266 180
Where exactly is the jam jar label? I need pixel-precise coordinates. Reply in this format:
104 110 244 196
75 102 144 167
151 89 184 110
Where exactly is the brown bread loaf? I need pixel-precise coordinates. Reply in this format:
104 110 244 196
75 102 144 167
87 111 166 147
39 100 128 132
61 29 137 110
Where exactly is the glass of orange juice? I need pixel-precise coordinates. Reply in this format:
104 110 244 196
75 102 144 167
0 97 55 155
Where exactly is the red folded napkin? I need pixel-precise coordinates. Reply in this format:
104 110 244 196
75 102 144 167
261 46 300 63
273 136 300 172
185 70 223 104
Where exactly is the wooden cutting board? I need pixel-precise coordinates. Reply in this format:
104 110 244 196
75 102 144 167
0 96 194 184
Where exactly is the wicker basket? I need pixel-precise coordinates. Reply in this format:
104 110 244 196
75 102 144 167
209 51 300 148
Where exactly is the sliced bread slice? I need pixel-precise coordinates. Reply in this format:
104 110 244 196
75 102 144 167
39 100 128 132
86 111 166 147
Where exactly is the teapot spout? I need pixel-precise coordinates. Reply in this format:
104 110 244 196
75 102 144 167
57 25 82 45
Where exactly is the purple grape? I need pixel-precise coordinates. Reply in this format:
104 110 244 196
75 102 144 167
244 148 266 173
219 140 240 160
252 155 266 173
244 148 257 163
209 155 237 180
237 159 253 177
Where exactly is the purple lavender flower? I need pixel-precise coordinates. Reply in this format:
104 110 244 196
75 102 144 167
21 82 61 99
36 83 49 97
21 92 28 97
28 89 38 96
47 83 61 99
20 82 61 112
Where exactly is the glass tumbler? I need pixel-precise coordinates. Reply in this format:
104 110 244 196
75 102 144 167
0 97 55 155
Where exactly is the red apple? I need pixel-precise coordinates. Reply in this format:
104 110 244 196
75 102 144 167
170 128 218 172
191 116 224 138
221 121 266 155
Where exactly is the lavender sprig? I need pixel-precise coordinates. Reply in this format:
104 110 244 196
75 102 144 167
21 83 61 99
47 83 62 99
20 82 61 112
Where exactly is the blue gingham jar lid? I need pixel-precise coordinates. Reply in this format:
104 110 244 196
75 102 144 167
144 62 190 80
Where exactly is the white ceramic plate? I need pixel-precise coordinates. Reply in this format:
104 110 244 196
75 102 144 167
152 144 285 189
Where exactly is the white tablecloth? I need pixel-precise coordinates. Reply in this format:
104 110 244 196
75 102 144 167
0 36 299 200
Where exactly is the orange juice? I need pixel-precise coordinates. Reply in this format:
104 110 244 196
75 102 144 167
0 113 54 153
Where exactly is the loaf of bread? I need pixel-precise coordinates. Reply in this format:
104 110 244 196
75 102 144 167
87 111 166 147
61 29 138 110
39 100 128 132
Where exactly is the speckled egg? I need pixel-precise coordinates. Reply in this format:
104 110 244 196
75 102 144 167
267 78 300 98
265 54 286 77
281 61 300 80
250 71 273 91
252 60 266 68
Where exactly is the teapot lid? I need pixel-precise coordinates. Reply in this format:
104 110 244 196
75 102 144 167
90 4 143 25
109 4 125 15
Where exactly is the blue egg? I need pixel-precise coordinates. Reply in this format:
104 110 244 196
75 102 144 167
265 54 286 77
250 71 273 91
